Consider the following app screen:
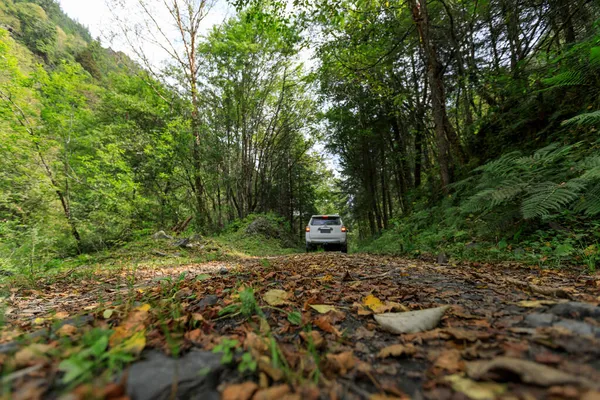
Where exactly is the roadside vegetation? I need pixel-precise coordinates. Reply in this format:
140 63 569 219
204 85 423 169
2 0 600 397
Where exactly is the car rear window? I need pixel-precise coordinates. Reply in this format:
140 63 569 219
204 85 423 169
311 217 341 226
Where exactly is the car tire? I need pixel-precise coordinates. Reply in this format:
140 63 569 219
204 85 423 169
306 244 312 253
341 244 348 253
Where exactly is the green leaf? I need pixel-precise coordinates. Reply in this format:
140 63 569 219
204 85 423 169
287 311 302 325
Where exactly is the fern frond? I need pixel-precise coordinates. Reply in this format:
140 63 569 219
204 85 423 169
475 151 522 177
562 111 600 126
490 182 527 206
574 182 600 216
542 71 587 88
521 181 584 219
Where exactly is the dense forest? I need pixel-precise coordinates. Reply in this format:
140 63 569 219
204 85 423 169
1 0 599 271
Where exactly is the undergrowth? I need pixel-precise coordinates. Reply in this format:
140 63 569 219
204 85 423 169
359 142 600 272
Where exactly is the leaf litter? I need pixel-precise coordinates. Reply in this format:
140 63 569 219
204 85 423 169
2 253 600 399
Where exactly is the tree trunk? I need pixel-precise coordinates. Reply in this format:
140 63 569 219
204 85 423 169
409 0 457 191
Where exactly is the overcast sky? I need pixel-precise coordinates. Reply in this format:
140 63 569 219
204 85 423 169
58 0 234 63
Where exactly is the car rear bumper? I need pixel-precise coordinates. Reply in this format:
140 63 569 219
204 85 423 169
306 238 347 244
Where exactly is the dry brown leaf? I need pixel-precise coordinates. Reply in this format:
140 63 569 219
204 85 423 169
353 326 375 340
313 315 342 336
466 356 596 388
325 351 356 375
377 344 416 358
582 391 600 400
222 381 259 400
245 332 270 356
258 357 285 381
433 349 465 373
252 384 291 400
443 328 489 342
14 344 53 367
56 324 77 337
300 330 325 349
54 311 69 319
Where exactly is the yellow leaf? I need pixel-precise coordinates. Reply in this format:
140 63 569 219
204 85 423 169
363 294 383 311
103 309 115 319
515 300 557 308
115 330 146 356
320 274 334 282
109 326 132 348
310 304 338 314
445 374 506 400
136 304 151 312
33 317 45 325
263 289 291 306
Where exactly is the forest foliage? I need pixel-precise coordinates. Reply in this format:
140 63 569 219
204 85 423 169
1 0 600 272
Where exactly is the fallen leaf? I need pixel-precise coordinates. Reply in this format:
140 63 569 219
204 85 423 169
253 384 290 400
300 330 325 349
222 381 259 400
443 328 489 342
326 351 356 375
582 391 600 400
373 301 409 314
369 395 406 400
433 349 465 373
56 324 77 337
14 344 52 367
466 356 595 388
363 294 384 311
263 289 291 306
353 326 375 340
314 315 342 336
515 300 558 308
377 344 416 358
310 304 338 314
374 306 450 334
445 374 506 400
103 309 115 319
114 330 146 355
54 311 69 319
185 329 203 343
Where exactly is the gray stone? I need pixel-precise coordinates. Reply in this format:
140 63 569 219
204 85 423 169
55 315 93 330
152 231 173 240
550 302 600 321
173 238 192 248
197 295 219 310
126 350 223 400
554 319 599 337
437 253 448 265
524 313 556 327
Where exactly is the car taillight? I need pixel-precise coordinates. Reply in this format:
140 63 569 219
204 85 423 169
305 226 310 232
341 226 347 232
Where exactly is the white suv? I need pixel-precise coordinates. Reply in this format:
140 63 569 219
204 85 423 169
305 215 348 253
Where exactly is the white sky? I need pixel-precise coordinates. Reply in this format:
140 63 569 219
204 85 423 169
58 0 235 63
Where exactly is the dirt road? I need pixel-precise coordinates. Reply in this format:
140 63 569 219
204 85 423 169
3 253 600 399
